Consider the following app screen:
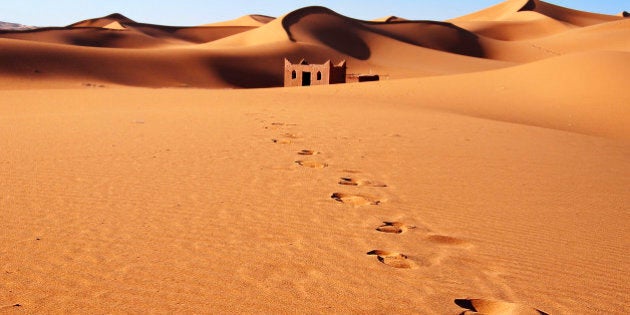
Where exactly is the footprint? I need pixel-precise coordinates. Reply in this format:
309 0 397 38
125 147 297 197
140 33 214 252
366 250 417 269
339 177 387 187
295 160 328 169
271 138 291 144
282 133 300 139
272 133 300 144
331 193 381 207
454 299 548 315
298 149 319 156
341 169 362 174
376 222 416 234
426 234 470 247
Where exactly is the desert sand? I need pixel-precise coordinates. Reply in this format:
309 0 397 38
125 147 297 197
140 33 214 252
1 0 628 313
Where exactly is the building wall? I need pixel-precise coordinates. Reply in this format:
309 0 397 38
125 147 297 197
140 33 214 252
330 61 346 84
284 59 346 87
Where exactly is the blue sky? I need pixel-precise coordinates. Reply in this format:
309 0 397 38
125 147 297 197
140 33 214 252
1 0 627 26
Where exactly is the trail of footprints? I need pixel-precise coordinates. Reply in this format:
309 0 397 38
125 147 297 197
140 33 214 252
265 120 470 270
262 118 546 313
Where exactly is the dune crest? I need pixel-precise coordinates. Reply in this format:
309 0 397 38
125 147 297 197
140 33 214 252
70 13 135 28
451 0 620 25
202 14 275 27
372 16 408 23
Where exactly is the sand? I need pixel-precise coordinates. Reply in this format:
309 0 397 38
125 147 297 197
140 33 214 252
1 0 628 313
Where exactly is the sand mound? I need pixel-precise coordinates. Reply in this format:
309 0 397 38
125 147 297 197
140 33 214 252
372 16 408 23
102 21 126 30
451 0 623 41
452 0 620 26
69 13 135 28
203 14 275 27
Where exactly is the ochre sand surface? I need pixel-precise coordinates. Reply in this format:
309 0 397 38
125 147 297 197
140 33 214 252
1 0 629 313
1 86 628 313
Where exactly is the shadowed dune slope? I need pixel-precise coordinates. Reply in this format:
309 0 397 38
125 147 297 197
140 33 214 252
278 6 486 58
0 37 299 88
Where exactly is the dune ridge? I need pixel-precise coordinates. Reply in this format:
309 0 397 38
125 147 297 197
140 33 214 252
69 13 136 28
202 14 275 27
0 21 36 31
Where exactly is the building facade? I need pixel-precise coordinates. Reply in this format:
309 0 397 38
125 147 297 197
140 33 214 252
284 59 347 87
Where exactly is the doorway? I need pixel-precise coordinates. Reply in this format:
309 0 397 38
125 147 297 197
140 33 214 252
302 72 311 86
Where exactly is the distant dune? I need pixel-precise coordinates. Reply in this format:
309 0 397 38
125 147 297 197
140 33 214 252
202 14 275 27
0 21 36 31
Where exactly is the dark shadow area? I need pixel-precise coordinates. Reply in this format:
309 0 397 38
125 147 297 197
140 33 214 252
69 31 126 47
364 20 485 58
210 57 283 88
281 6 371 60
311 26 370 60
301 71 311 86
518 0 538 11
454 299 476 311
454 299 550 315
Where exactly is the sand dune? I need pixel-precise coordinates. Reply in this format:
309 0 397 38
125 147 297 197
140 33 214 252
294 50 630 140
1 1 629 313
69 13 136 28
202 14 275 27
0 1 626 87
371 16 408 23
0 21 36 31
452 0 620 26
452 0 622 40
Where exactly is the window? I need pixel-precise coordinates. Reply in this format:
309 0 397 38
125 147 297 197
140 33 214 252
291 70 296 79
317 71 322 80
